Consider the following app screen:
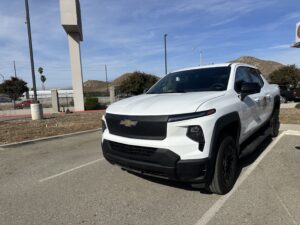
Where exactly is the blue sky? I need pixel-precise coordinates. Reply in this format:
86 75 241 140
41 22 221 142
0 0 300 89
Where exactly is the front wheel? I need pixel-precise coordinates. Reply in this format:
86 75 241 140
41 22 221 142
209 135 238 195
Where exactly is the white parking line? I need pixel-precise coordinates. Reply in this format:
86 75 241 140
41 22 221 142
285 130 300 136
195 131 290 225
39 158 104 183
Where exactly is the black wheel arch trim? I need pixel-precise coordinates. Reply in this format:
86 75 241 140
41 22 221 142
207 111 241 180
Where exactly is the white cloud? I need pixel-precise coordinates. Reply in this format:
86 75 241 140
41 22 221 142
269 44 291 49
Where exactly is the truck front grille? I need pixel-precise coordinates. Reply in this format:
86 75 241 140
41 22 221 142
105 113 168 140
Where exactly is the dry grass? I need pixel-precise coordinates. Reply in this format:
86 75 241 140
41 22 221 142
0 112 104 145
280 108 300 125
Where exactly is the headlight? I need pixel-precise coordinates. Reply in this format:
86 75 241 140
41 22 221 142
102 120 107 132
168 109 216 122
186 125 205 151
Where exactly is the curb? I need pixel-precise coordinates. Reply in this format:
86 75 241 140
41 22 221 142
0 128 101 149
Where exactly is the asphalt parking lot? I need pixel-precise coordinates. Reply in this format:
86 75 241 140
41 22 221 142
0 130 300 225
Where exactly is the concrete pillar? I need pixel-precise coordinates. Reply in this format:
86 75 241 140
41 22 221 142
31 103 43 120
51 89 60 113
67 33 85 111
109 86 115 103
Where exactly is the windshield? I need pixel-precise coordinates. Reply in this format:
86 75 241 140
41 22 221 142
147 66 231 94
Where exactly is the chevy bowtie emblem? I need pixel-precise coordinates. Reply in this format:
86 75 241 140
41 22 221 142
120 119 138 127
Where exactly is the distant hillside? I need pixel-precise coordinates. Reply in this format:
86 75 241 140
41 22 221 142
231 56 284 78
83 80 109 92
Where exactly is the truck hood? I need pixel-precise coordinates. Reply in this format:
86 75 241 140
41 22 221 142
106 92 225 115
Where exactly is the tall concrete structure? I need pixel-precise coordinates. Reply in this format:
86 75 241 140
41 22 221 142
292 22 300 48
59 0 85 111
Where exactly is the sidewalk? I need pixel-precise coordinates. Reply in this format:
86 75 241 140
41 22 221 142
281 102 297 109
280 123 300 131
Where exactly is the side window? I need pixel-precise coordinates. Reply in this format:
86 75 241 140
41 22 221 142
234 67 252 93
248 68 264 87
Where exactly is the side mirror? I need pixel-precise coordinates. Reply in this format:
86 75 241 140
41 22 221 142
241 82 261 100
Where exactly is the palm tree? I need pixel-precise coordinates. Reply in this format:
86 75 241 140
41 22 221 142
38 67 46 90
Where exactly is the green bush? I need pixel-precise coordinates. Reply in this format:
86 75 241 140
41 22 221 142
85 98 99 110
84 98 106 110
295 103 300 109
269 65 300 87
84 91 108 97
118 71 159 95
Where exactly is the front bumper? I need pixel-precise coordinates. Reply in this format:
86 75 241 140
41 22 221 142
102 140 211 183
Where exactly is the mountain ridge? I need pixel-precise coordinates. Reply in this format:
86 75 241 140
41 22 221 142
231 56 284 78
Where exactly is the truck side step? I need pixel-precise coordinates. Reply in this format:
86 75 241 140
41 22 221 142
239 125 272 158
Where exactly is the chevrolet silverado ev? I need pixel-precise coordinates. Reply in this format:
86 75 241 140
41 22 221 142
101 63 280 194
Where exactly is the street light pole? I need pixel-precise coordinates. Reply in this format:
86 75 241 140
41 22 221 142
164 34 168 75
25 0 37 103
13 60 17 78
200 50 203 66
105 64 109 95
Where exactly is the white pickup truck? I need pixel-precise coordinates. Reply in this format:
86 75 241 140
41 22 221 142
101 63 280 194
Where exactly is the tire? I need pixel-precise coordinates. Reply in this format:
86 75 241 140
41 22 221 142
209 135 238 195
270 106 280 137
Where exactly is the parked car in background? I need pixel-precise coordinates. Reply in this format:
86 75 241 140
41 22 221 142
293 88 300 102
279 85 294 103
15 100 32 109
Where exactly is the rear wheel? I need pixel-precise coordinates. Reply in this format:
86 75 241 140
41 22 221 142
209 135 238 195
270 106 280 137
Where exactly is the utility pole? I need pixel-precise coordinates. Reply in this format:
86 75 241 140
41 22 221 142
25 0 37 102
13 60 17 77
200 50 203 66
105 64 109 95
164 34 168 75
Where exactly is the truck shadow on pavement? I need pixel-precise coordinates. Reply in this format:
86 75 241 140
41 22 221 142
128 136 273 194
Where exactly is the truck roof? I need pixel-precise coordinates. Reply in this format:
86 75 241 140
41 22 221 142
172 63 258 73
